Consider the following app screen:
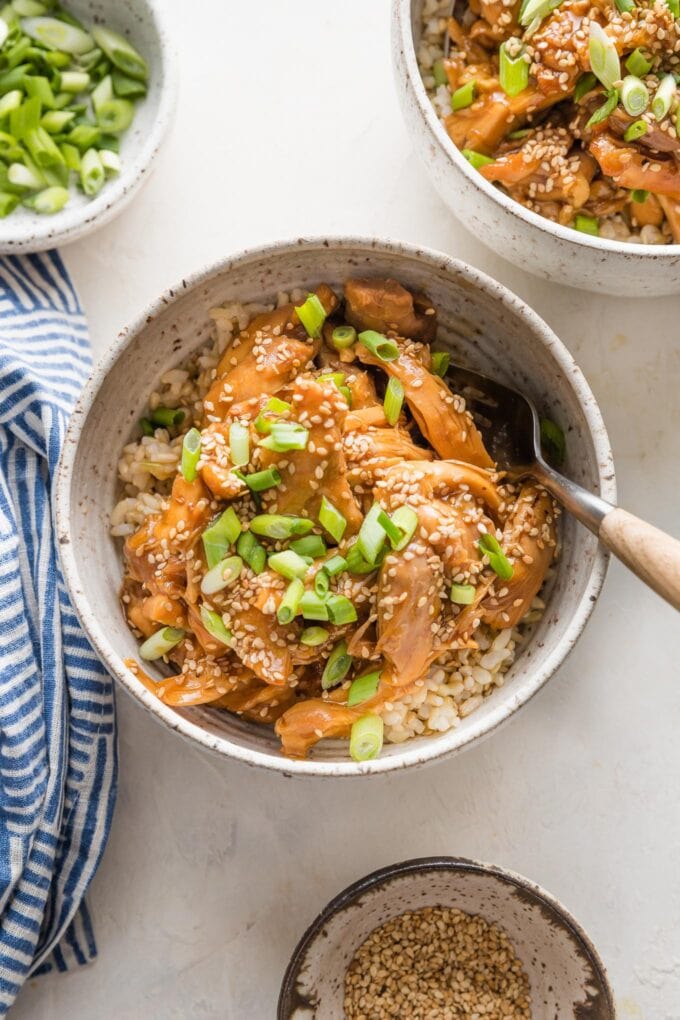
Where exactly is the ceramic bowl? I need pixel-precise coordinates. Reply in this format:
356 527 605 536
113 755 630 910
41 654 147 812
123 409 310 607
392 0 680 296
278 857 616 1018
0 0 177 254
56 236 615 777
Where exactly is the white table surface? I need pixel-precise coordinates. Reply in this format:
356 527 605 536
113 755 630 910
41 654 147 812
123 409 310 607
11 0 680 1016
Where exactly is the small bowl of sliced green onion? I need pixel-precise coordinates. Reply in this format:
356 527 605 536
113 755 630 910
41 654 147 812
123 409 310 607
0 0 177 252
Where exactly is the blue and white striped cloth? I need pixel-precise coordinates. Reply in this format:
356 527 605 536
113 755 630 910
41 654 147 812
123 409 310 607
0 252 117 1015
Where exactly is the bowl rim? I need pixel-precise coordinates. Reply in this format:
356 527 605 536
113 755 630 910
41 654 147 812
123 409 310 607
277 855 617 1018
393 0 680 258
0 0 178 255
56 234 616 778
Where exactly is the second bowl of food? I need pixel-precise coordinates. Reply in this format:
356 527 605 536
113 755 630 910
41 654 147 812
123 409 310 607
393 0 680 295
57 237 614 776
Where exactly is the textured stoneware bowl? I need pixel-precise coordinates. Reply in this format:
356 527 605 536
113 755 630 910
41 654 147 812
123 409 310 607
278 857 616 1018
393 0 680 296
56 237 615 777
0 0 177 254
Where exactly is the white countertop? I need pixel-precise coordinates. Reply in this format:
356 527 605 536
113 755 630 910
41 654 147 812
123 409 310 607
12 1 680 1016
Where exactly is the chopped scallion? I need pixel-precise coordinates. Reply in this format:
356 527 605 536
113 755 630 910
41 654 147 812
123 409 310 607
431 351 449 377
242 467 281 492
357 330 400 362
347 670 381 707
318 495 347 543
623 118 647 141
259 421 309 452
199 607 233 646
652 73 676 121
433 58 447 86
202 507 241 568
323 553 347 576
314 568 330 598
620 75 649 117
300 625 329 646
268 549 309 581
321 640 352 689
574 214 599 236
249 514 313 540
450 583 475 605
92 25 148 81
588 22 621 91
200 555 243 596
149 406 184 427
585 88 619 130
461 148 495 169
23 184 68 212
383 376 404 426
294 292 327 338
277 578 304 625
236 531 266 574
349 714 384 762
478 533 514 580
389 505 419 551
299 589 329 621
326 593 357 626
180 427 201 482
139 626 184 661
345 541 379 575
631 188 649 203
290 534 326 558
377 510 405 549
21 16 94 55
451 79 476 111
573 72 597 102
615 0 635 11
357 503 387 565
625 48 651 78
539 418 566 465
331 324 357 350
499 43 529 97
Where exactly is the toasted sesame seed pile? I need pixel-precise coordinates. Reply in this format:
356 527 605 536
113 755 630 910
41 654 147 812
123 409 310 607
344 906 531 1019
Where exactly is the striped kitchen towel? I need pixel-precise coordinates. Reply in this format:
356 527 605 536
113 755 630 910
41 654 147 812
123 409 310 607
0 251 117 1014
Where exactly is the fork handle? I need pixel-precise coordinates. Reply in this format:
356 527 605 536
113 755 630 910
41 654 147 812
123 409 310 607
534 462 680 611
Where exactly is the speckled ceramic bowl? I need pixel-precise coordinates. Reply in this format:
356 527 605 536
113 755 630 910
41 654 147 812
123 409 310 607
0 0 177 254
393 0 680 296
56 237 615 777
278 857 616 1018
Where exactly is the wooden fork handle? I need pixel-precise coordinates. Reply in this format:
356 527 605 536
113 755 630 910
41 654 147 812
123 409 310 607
599 508 680 611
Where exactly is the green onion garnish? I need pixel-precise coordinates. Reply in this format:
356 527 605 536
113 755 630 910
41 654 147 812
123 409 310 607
202 507 241 568
200 555 243 596
588 22 621 91
357 330 400 362
268 549 309 581
462 148 495 170
615 0 635 11
349 714 384 762
259 422 309 452
451 79 476 111
389 505 419 551
573 72 597 103
180 427 201 482
652 74 676 121
318 372 346 388
450 583 475 605
574 214 599 236
254 397 291 434
338 385 352 406
277 578 304 625
92 26 149 81
499 43 529 97
377 510 405 549
295 292 327 338
326 594 358 626
624 118 647 141
383 377 404 426
318 495 347 543
299 589 329 620
345 541 379 574
431 351 449 377
539 418 566 465
300 625 329 646
331 325 357 351
347 670 381 707
21 17 94 54
242 467 281 492
478 534 514 581
229 421 250 467
314 569 330 598
149 406 184 428
236 531 267 574
290 535 326 558
667 0 680 17
631 188 649 203
25 185 69 214
321 639 353 689
323 553 348 576
433 58 447 86
625 49 651 78
621 75 649 117
139 417 154 437
80 147 104 194
199 607 233 646
585 88 619 130
139 626 184 661
249 514 313 540
0 194 19 217
357 503 387 565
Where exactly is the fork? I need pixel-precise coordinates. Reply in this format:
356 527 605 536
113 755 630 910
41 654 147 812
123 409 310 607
446 364 680 611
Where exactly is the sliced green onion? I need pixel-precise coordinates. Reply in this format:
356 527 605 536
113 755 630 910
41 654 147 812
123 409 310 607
90 73 113 113
294 292 327 338
259 422 309 452
450 583 475 605
377 510 405 549
574 214 599 236
588 22 621 91
0 192 19 217
59 70 91 93
357 503 387 565
323 553 348 576
99 148 120 176
499 43 529 97
326 593 357 626
139 626 184 661
250 514 313 540
112 68 147 99
150 406 184 427
318 495 347 543
451 79 476 111
347 670 381 708
338 385 352 406
652 73 675 121
21 16 94 54
573 72 597 102
277 578 304 625
139 417 154 437
96 97 134 133
667 0 680 17
202 507 241 568
290 535 326 558
626 49 651 77
0 90 22 119
433 58 447 86
299 589 329 620
23 184 68 213
357 330 400 362
620 75 649 116
539 417 566 465
80 146 104 195
624 118 647 141
349 714 384 762
92 25 148 81
228 421 249 467
8 161 43 189
242 467 281 492
236 531 266 574
14 0 47 14
181 427 201 482
585 88 619 130
300 625 329 646
462 148 495 169
389 505 419 551
254 397 291 434
40 109 75 133
431 351 449 377
199 607 233 646
321 640 352 690
383 377 404 426
200 555 243 596
331 324 357 350
24 126 64 167
314 569 330 598
345 541 379 575
268 549 309 580
615 0 635 11
66 123 101 150
25 74 55 106
478 533 514 580
508 127 532 140
631 188 649 203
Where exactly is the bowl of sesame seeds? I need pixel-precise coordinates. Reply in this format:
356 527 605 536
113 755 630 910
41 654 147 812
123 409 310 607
278 856 616 1018
393 0 680 295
